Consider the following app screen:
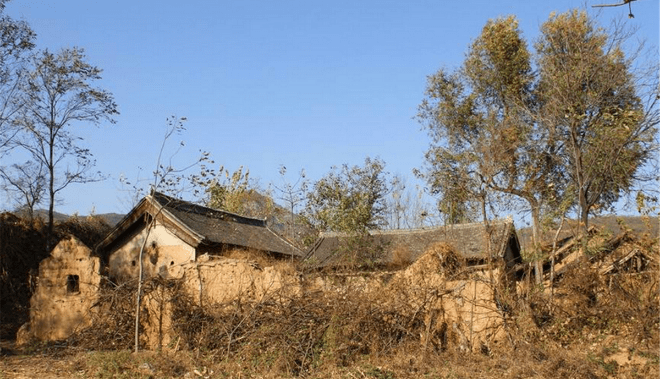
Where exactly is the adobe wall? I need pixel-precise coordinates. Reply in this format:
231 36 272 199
142 245 508 351
388 250 507 351
310 244 509 352
142 255 299 349
108 222 195 283
18 237 101 343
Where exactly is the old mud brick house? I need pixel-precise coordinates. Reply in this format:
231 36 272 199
96 192 303 283
304 218 522 272
304 219 522 351
20 192 303 344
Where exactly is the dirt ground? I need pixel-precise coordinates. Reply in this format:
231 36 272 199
0 342 78 379
1 338 658 379
1 355 75 379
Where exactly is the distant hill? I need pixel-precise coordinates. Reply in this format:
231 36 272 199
93 213 125 226
15 209 125 227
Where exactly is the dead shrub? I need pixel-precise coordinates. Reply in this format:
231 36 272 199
0 213 47 339
169 281 427 376
55 215 112 249
67 276 179 351
534 255 659 348
424 242 465 276
223 247 297 274
67 279 138 350
389 245 413 269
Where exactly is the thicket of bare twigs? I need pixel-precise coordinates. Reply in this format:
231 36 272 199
67 279 140 350
523 255 659 349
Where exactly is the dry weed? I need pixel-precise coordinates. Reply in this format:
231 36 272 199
169 283 425 376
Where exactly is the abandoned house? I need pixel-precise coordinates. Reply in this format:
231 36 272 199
95 192 304 282
18 192 304 344
303 218 522 271
20 194 522 348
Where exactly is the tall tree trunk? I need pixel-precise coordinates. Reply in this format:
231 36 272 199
480 194 494 286
47 126 55 249
135 222 151 353
530 204 543 286
550 215 565 306
578 195 591 256
572 126 589 254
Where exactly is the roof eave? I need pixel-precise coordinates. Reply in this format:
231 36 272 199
96 194 206 253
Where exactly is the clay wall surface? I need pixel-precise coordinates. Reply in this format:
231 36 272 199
309 245 508 352
143 255 299 349
20 237 101 342
142 245 507 351
108 222 195 283
181 255 294 304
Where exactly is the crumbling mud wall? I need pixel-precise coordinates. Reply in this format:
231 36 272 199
24 239 509 355
17 237 101 343
178 254 295 305
142 254 299 349
309 243 509 352
388 244 508 352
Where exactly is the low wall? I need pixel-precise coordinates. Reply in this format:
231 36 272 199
145 245 509 352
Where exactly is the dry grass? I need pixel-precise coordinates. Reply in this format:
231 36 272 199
170 284 425 376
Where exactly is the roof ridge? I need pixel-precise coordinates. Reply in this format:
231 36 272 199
319 218 513 238
152 191 266 226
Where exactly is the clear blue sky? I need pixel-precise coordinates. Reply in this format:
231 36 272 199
2 0 658 216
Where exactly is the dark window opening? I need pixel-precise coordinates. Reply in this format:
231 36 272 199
66 275 80 294
132 260 136 266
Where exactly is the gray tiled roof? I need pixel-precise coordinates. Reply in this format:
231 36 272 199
97 192 303 258
304 219 520 268
152 193 303 257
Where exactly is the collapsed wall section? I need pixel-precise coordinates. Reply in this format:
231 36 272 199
18 237 101 343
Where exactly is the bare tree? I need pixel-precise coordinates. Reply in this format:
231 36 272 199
13 47 118 236
384 176 437 229
272 165 308 249
130 116 212 353
0 1 35 156
0 160 46 218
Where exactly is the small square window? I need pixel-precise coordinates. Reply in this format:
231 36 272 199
66 275 80 294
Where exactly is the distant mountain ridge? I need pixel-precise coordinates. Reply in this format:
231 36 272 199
15 209 125 227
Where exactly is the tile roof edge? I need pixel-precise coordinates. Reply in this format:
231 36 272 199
318 219 514 238
264 224 305 257
148 195 206 246
152 191 267 226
